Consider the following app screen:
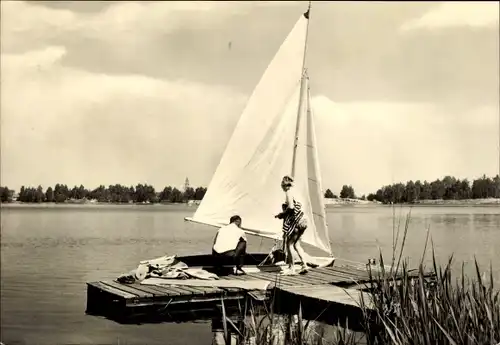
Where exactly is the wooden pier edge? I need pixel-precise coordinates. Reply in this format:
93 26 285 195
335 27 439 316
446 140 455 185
86 263 435 324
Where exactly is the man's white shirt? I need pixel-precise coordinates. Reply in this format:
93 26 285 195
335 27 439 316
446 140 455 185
213 223 247 254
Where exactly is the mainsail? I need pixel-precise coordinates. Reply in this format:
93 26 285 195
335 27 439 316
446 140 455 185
186 7 332 255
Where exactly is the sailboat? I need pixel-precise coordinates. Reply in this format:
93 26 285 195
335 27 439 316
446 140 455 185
182 3 335 270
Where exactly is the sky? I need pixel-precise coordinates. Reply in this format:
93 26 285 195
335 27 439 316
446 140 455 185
1 1 499 196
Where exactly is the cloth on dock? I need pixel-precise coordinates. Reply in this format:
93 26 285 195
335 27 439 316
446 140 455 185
117 255 218 284
141 277 271 291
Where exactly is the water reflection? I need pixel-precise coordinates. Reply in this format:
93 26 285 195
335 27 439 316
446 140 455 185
340 214 356 231
472 213 500 231
210 312 344 345
211 316 243 345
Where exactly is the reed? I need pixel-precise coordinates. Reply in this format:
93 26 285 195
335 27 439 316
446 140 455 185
360 209 499 345
219 210 499 345
361 251 499 345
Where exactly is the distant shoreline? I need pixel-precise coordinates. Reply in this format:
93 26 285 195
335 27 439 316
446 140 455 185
2 198 499 208
325 197 500 206
325 198 500 207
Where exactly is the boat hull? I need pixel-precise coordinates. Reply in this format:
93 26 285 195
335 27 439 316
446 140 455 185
177 252 335 273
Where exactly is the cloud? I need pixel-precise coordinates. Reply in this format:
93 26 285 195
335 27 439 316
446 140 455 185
1 46 246 190
0 1 252 53
1 1 74 52
1 0 299 52
401 2 499 32
1 45 498 194
311 96 499 195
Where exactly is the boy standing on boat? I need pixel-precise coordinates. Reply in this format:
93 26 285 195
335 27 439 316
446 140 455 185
212 215 247 275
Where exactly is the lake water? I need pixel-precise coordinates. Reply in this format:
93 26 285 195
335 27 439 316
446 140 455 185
1 204 499 345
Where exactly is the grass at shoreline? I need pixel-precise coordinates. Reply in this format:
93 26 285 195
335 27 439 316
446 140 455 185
218 211 499 345
218 253 499 345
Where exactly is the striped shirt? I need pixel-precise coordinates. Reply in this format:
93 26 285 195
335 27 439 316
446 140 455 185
282 187 307 236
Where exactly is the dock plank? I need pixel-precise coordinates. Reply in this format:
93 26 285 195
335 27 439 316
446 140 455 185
89 282 136 300
301 271 339 283
272 279 295 287
101 281 152 298
318 268 369 281
320 271 367 283
143 284 187 295
187 286 219 295
221 287 241 293
245 272 274 280
128 284 169 296
177 285 208 294
269 276 297 286
278 285 374 310
225 275 247 281
167 285 200 295
137 284 182 296
329 266 372 278
280 274 315 286
160 285 189 296
300 272 334 285
244 273 274 282
321 266 368 278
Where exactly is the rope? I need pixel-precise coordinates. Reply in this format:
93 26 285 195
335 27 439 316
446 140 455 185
257 239 279 266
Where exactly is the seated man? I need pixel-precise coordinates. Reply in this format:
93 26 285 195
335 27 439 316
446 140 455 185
212 215 247 275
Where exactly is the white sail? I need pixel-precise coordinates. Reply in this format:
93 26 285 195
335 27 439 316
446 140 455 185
291 76 332 254
186 12 332 255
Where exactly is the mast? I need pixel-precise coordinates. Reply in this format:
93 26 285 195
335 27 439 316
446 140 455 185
291 1 312 178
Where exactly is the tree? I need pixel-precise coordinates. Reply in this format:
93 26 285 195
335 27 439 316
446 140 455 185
19 186 26 202
70 186 79 199
90 185 107 202
414 180 423 201
35 186 45 203
404 180 418 203
366 193 376 202
169 188 183 203
45 187 55 202
194 187 207 200
324 189 335 199
471 176 488 199
458 179 471 199
54 184 68 203
134 184 156 203
430 179 445 200
339 185 355 199
366 174 498 204
420 181 432 200
382 186 394 204
494 175 500 198
183 187 195 202
159 186 173 202
0 187 13 203
393 183 405 203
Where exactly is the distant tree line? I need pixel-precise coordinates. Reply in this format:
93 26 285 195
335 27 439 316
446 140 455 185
324 185 359 200
366 175 500 204
323 175 500 204
2 174 499 205
0 184 207 204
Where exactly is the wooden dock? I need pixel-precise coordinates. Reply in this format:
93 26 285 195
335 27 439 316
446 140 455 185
86 259 433 324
